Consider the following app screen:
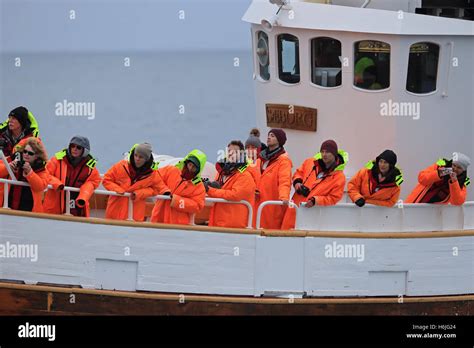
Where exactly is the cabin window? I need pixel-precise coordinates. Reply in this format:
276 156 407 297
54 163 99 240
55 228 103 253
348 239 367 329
278 34 300 84
354 40 390 90
406 42 440 94
311 37 342 87
256 31 270 81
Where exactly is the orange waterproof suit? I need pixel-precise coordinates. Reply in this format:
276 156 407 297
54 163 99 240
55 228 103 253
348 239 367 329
348 160 403 207
43 149 101 217
150 150 207 225
207 163 256 228
405 159 470 205
255 149 292 229
281 150 348 230
103 148 168 221
0 161 50 213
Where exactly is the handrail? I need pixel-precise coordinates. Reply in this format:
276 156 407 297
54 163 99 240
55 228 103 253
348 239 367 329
256 200 296 229
0 178 254 227
0 178 135 221
205 197 254 229
146 195 254 229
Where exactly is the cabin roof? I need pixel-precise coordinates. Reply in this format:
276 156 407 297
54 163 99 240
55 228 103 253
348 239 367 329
242 0 474 36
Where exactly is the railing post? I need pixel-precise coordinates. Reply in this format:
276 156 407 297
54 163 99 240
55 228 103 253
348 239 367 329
127 195 134 221
246 201 253 229
65 189 72 215
3 182 9 209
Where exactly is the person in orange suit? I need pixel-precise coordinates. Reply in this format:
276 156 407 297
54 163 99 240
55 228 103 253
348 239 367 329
255 129 292 229
103 143 168 221
150 149 207 225
348 150 403 208
405 152 470 205
206 140 256 229
0 137 50 212
281 140 348 230
244 135 261 187
43 136 101 217
0 106 39 158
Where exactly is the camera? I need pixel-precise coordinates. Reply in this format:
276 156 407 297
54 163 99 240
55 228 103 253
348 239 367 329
14 152 25 170
439 167 453 177
299 185 310 197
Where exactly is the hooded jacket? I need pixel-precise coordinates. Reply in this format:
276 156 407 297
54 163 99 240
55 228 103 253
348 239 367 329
207 161 256 228
150 149 207 225
0 110 39 158
255 147 292 229
405 159 470 205
348 160 403 207
281 150 348 230
0 140 50 213
43 147 101 217
102 145 168 221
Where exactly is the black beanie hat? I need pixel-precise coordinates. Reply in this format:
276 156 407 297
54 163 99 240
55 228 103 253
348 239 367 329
376 149 397 167
8 106 30 130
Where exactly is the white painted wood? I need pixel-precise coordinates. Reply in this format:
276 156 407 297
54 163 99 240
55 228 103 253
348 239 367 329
95 259 138 291
254 236 305 296
463 203 474 230
304 237 473 296
369 271 407 296
295 204 471 232
0 214 472 297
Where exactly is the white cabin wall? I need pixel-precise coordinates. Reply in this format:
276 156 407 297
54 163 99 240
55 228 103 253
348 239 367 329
394 36 474 200
251 25 474 200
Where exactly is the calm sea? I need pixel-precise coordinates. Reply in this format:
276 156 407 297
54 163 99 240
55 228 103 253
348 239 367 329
0 50 256 171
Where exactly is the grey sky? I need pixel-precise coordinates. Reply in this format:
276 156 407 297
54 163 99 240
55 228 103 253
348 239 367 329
0 0 253 52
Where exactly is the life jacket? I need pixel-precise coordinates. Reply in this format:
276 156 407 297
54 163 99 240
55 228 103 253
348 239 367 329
365 160 404 194
8 159 46 211
52 149 98 216
405 159 470 205
0 111 39 158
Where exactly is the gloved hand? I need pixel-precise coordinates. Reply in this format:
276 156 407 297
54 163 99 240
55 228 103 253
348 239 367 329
355 198 366 207
209 181 221 189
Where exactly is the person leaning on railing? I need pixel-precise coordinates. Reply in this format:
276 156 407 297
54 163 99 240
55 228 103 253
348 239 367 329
102 143 169 221
0 138 50 212
150 149 206 225
405 152 470 205
205 140 256 229
281 139 348 230
43 136 101 217
348 150 403 208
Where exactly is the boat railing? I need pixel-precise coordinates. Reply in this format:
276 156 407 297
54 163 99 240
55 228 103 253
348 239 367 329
0 177 254 228
256 200 298 229
146 196 254 229
294 201 474 232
